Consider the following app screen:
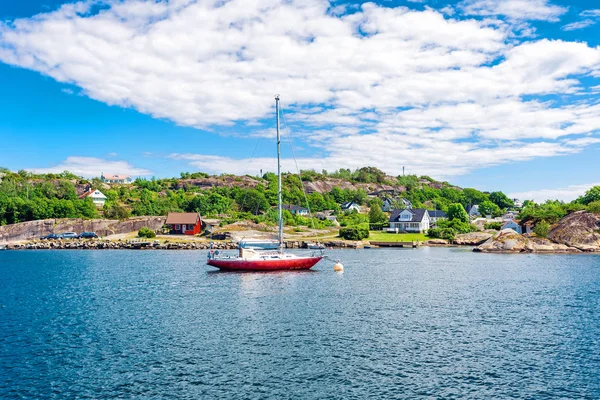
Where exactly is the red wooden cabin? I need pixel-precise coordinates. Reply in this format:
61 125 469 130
165 212 202 235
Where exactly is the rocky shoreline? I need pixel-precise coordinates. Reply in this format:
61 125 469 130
4 239 366 251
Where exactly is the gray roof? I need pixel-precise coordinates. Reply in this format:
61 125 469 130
427 210 447 218
283 204 308 212
389 208 428 223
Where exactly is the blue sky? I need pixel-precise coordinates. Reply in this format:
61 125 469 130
1 0 600 202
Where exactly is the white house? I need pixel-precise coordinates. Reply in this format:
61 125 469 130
388 208 430 233
466 205 480 218
79 189 107 207
502 211 519 221
101 173 133 184
382 198 395 212
512 198 524 209
501 220 522 234
427 210 447 227
341 201 361 213
283 204 309 216
382 197 411 212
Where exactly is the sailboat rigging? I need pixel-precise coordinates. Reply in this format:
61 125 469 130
206 96 323 271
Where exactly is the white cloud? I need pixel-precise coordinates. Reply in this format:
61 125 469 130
459 0 568 21
580 10 600 18
27 156 151 177
1 0 600 179
509 183 600 203
562 19 596 31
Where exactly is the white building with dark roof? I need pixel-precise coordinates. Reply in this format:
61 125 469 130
388 208 431 233
283 204 309 216
427 210 447 226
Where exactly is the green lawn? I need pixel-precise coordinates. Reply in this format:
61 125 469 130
368 232 429 242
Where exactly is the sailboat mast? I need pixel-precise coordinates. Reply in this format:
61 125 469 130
276 95 283 251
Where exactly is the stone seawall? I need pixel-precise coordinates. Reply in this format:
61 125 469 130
6 239 363 250
0 217 166 243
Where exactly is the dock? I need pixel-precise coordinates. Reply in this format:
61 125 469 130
369 241 419 248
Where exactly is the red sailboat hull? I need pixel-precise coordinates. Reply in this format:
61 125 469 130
207 256 322 271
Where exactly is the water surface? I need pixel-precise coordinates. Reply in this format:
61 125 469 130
1 248 599 399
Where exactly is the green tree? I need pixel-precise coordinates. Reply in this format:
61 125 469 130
447 203 469 223
489 191 513 209
478 200 501 217
587 201 600 214
463 188 489 207
237 189 269 214
368 203 387 224
533 221 550 238
578 186 600 205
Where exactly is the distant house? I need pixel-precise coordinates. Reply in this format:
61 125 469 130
382 197 411 212
466 205 480 218
101 173 133 184
283 204 309 216
388 208 430 233
512 198 524 209
78 189 107 207
522 221 535 235
165 212 202 235
501 220 522 234
341 201 361 213
502 211 519 221
382 198 395 212
427 210 447 226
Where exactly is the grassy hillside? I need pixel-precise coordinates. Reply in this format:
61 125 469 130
2 166 598 227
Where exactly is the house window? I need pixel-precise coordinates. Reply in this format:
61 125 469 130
175 224 180 230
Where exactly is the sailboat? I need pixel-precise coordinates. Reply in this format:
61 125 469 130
207 96 323 271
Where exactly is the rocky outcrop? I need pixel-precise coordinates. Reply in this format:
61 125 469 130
474 229 579 253
424 239 449 246
454 232 494 245
0 217 166 243
175 176 260 190
548 211 600 252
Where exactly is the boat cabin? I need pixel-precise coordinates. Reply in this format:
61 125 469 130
165 212 202 235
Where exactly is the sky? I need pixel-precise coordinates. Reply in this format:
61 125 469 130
1 0 600 202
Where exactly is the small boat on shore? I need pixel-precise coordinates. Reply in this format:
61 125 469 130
0 244 8 250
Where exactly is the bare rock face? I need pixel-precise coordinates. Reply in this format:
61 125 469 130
454 232 494 246
548 211 600 252
424 239 449 245
0 217 166 243
528 238 577 253
475 229 532 252
475 228 580 253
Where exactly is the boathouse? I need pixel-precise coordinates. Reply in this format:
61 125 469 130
165 212 202 235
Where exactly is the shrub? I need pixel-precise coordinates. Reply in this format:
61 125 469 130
437 219 478 234
138 227 156 238
484 222 503 230
427 228 456 240
533 221 550 238
587 201 600 214
339 226 369 240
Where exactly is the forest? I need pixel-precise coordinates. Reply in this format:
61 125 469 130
1 166 599 229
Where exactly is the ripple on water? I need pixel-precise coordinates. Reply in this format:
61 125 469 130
0 249 599 399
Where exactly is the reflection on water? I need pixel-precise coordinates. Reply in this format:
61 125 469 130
1 249 599 398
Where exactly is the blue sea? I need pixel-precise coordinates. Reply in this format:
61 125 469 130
1 248 599 399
